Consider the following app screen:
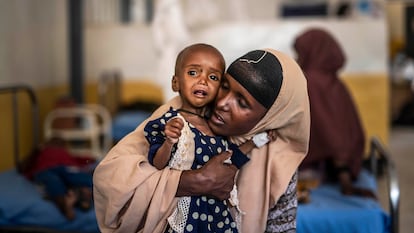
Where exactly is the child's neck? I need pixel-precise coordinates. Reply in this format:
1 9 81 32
177 107 214 136
177 108 206 119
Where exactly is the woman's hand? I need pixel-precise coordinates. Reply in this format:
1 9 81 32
177 151 237 200
200 150 238 200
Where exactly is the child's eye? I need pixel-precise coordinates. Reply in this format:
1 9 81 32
188 70 197 76
209 74 220 81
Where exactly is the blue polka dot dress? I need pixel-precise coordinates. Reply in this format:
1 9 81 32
144 108 250 233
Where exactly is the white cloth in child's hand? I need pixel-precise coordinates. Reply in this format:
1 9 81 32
252 132 269 147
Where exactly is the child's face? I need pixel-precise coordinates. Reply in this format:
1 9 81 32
173 48 224 110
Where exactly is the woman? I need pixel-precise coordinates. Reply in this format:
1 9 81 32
293 28 375 198
93 49 310 232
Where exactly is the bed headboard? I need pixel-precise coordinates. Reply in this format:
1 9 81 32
0 84 40 172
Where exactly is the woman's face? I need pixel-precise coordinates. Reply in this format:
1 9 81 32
208 73 268 136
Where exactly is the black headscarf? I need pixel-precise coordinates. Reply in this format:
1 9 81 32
227 50 283 109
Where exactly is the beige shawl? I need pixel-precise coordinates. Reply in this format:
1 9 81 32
93 49 310 233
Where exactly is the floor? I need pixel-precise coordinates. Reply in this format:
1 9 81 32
378 126 414 233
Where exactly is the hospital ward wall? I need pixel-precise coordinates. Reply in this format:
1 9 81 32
84 19 391 155
0 15 391 171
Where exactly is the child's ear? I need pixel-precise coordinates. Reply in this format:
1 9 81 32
172 75 179 92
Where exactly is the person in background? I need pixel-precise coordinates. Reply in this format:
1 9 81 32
293 28 376 199
93 49 310 233
22 136 94 220
22 96 95 220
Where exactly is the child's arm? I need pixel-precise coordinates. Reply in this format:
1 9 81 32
238 140 256 155
239 130 278 155
226 130 276 168
152 117 184 169
227 130 277 169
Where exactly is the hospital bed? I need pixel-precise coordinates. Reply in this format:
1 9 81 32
297 136 399 233
0 83 399 233
0 84 102 233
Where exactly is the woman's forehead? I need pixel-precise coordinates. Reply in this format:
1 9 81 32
227 50 283 109
224 73 256 102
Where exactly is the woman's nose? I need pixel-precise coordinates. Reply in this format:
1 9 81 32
215 93 230 111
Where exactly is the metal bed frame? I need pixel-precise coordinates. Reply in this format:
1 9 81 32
369 136 400 233
0 84 40 173
43 104 112 160
0 84 102 233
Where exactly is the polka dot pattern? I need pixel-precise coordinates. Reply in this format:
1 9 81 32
145 108 239 233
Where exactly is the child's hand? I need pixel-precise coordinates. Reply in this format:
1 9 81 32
267 129 278 142
252 130 278 148
165 117 184 144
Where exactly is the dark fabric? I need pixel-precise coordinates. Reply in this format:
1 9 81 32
144 107 246 233
144 107 250 169
228 143 251 169
227 50 283 109
293 28 365 179
34 166 93 197
266 172 298 233
24 146 94 180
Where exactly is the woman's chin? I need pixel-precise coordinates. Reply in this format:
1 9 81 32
208 116 227 135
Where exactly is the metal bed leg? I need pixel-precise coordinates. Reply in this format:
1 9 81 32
370 137 400 233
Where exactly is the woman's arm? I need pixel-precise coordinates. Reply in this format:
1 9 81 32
177 150 237 200
94 97 239 232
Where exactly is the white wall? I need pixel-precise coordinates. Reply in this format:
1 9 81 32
85 25 157 80
84 18 388 100
0 0 68 88
85 18 389 76
0 0 391 93
193 19 388 73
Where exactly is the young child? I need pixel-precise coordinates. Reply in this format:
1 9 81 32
22 136 94 220
144 43 275 233
22 96 95 220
